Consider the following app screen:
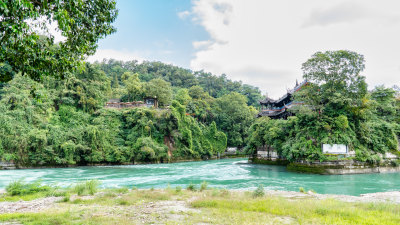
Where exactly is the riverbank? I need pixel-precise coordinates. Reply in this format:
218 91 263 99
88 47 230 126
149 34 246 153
251 157 400 175
1 188 400 224
0 154 248 170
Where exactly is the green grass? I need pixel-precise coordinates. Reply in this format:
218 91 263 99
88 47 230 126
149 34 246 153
191 194 400 224
1 187 400 224
0 191 49 202
5 180 51 196
186 183 197 191
200 181 208 191
72 180 100 195
1 181 69 202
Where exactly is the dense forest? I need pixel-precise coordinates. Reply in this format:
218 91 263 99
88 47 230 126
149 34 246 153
0 60 261 166
2 52 400 166
245 50 400 163
1 1 400 167
0 0 262 167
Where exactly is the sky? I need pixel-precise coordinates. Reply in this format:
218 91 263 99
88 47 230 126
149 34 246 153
88 0 400 98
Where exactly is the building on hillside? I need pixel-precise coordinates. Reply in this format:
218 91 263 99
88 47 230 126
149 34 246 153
105 97 158 109
144 97 158 108
257 80 308 119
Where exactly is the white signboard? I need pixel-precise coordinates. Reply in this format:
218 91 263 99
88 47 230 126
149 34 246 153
322 144 348 154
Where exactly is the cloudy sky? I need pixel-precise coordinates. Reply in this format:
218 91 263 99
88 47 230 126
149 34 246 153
89 0 400 98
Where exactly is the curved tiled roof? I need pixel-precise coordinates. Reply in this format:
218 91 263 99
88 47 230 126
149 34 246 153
259 97 275 104
259 80 308 105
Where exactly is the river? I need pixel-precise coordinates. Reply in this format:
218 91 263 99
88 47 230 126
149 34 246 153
1 158 400 196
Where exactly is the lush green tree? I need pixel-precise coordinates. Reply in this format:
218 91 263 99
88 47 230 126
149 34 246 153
371 86 397 122
240 84 263 107
57 64 111 113
188 85 206 99
298 50 367 117
174 88 192 106
395 87 400 124
213 92 256 147
170 101 227 158
0 0 117 81
0 74 54 164
132 137 168 162
121 72 144 102
144 78 172 106
0 63 14 83
94 60 262 107
247 50 399 163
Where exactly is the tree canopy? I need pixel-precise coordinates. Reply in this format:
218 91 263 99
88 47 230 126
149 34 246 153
246 50 400 163
0 0 118 81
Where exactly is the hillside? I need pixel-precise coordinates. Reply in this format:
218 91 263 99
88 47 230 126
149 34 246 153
0 60 260 167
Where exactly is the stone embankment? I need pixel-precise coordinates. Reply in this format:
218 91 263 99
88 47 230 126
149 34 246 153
0 161 15 170
286 160 400 175
252 151 400 174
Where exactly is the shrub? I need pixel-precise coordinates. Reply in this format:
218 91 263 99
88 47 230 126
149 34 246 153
118 199 129 205
200 181 208 191
299 187 305 193
86 180 99 195
6 180 51 196
186 183 197 191
74 183 86 196
390 160 400 167
47 188 68 197
252 184 265 198
61 193 70 202
175 186 182 193
73 180 100 196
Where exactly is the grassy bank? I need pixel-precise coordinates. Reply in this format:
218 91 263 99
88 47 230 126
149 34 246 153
1 181 400 224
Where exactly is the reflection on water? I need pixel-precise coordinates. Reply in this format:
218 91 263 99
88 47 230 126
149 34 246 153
1 158 400 196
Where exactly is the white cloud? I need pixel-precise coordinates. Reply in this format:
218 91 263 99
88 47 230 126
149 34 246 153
178 10 191 19
192 40 213 50
188 0 400 98
302 2 369 27
86 49 144 63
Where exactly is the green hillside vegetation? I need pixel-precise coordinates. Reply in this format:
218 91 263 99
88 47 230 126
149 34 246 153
1 1 399 167
0 60 261 166
246 50 400 163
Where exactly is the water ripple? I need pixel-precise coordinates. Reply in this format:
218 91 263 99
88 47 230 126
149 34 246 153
1 158 400 195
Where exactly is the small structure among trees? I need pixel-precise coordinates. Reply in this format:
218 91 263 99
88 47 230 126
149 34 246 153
258 80 307 119
105 97 158 109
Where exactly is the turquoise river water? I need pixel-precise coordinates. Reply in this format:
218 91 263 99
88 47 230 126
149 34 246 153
1 158 400 196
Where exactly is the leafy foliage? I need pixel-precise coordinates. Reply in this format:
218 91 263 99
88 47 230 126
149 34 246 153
0 0 118 81
252 184 265 198
246 50 400 162
0 68 229 165
213 93 257 147
1 1 251 166
6 180 50 196
94 60 263 106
